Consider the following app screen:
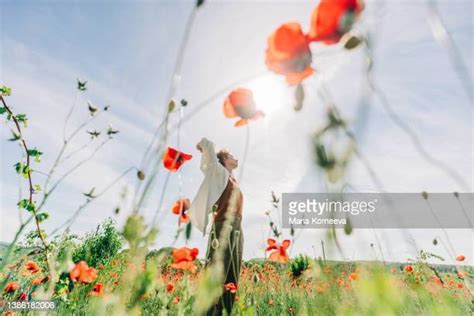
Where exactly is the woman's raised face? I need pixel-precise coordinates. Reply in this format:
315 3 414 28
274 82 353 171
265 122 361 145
224 153 238 170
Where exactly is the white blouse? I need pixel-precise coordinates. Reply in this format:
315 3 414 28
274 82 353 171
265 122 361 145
188 137 230 236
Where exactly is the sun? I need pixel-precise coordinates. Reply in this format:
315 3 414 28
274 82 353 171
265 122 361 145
250 76 288 117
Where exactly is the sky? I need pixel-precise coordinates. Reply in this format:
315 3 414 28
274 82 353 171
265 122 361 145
0 0 472 264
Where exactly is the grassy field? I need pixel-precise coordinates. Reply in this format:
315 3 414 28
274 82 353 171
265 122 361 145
1 219 472 315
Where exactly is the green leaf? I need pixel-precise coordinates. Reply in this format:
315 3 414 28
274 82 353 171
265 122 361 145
77 79 87 91
8 131 20 141
17 199 29 209
0 85 12 96
27 148 43 163
185 221 192 240
37 212 49 223
22 165 31 179
14 162 24 174
26 201 36 212
15 113 28 128
27 148 41 156
17 199 36 212
33 184 42 192
0 107 6 115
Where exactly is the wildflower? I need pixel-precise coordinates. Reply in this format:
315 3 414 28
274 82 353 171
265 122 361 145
224 282 238 293
166 283 175 293
458 270 467 278
348 272 358 281
171 198 191 224
456 255 465 262
4 281 19 293
173 296 180 304
265 22 314 85
308 0 365 45
223 88 264 127
456 282 463 289
24 261 40 274
89 283 104 297
404 265 413 273
18 292 27 301
431 276 442 285
112 259 118 266
70 261 98 283
266 239 291 263
168 247 199 273
98 264 105 270
162 147 192 172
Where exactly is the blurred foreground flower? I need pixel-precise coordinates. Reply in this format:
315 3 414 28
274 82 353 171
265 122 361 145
163 147 193 172
223 88 264 127
266 22 314 85
266 239 291 263
70 261 98 283
168 247 199 273
308 0 364 45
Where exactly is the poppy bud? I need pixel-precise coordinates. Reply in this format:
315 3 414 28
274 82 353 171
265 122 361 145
433 238 438 245
342 33 362 50
421 191 428 200
252 273 260 284
294 83 304 111
168 100 176 113
211 238 219 250
137 170 145 180
180 99 188 107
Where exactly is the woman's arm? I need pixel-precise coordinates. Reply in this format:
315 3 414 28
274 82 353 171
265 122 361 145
197 137 219 173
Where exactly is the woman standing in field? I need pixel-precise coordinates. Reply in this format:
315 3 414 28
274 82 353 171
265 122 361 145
189 137 244 315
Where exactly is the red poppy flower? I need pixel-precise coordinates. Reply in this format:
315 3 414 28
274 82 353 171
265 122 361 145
18 292 27 301
70 261 98 283
166 283 175 293
223 88 264 127
168 247 199 273
456 255 465 262
265 22 314 85
89 283 104 297
4 281 19 293
265 239 291 263
404 265 413 272
25 261 40 274
171 198 191 224
308 0 364 45
163 147 193 172
224 282 238 293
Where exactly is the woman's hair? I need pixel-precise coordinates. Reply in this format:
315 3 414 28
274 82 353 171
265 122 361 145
216 149 231 166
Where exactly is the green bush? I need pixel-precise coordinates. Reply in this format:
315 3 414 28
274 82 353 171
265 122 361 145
72 218 123 267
